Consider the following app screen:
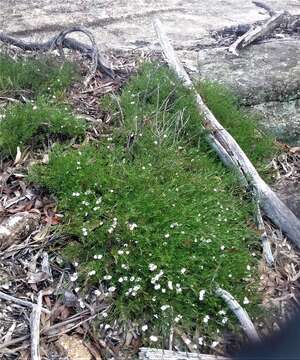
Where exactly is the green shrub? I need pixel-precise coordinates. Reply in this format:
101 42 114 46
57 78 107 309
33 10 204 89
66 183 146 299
0 98 86 158
28 62 276 348
0 54 77 96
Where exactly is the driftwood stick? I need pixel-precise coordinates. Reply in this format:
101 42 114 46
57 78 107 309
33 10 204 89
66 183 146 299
0 291 50 315
252 1 276 16
229 11 287 55
153 18 300 248
215 287 260 342
254 195 274 265
0 27 114 79
30 291 43 360
139 348 230 360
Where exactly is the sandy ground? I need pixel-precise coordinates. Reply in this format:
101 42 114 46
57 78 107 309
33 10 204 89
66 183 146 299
1 0 299 51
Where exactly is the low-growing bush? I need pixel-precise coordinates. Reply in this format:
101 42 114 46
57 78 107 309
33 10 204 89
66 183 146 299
0 98 86 158
28 62 277 348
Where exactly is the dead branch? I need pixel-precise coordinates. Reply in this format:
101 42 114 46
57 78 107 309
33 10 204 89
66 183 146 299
0 27 115 80
153 18 300 249
252 1 276 17
139 348 230 360
30 291 43 360
0 290 50 315
215 287 260 342
229 10 288 55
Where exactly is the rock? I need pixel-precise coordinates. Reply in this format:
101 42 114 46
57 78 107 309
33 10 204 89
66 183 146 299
0 212 40 250
196 39 300 145
56 335 93 360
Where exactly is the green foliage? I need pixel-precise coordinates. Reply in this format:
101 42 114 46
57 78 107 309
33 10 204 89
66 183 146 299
0 98 86 158
28 62 276 348
0 54 77 96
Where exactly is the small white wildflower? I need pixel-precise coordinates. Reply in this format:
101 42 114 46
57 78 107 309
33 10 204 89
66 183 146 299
70 273 78 282
154 140 158 145
130 276 135 282
88 270 96 276
142 325 148 332
198 337 204 346
74 287 80 293
203 315 210 324
125 250 130 255
222 317 228 324
218 310 226 315
102 312 108 318
103 275 112 280
167 281 173 290
82 228 88 236
161 288 166 293
94 289 101 296
128 222 138 231
73 261 79 267
118 250 124 255
170 222 178 228
150 335 158 342
220 245 225 251
72 192 80 197
247 265 251 271
199 289 206 301
108 286 116 293
180 268 187 274
94 254 103 260
243 296 250 305
133 285 141 292
174 314 182 323
121 264 129 270
154 284 161 290
164 233 170 238
32 105 37 110
118 277 124 283
79 299 85 309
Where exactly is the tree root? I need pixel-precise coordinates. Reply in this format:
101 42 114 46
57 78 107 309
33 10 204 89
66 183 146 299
0 26 115 81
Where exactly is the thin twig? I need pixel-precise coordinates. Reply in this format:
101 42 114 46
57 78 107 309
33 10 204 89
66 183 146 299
0 291 50 314
215 287 260 342
30 291 43 360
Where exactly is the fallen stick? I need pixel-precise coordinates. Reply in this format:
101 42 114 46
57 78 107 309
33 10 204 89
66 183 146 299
153 18 300 248
229 7 288 55
0 27 115 79
0 290 50 315
30 291 43 360
139 348 230 360
215 287 260 342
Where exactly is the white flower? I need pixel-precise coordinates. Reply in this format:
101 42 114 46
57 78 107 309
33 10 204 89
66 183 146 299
150 335 158 342
211 341 219 348
108 286 116 293
154 284 161 290
180 268 187 274
118 277 124 283
88 270 96 276
128 222 138 231
199 289 206 301
142 325 148 332
161 305 170 311
102 312 108 318
222 317 228 324
74 287 80 293
133 285 141 292
170 222 178 228
70 273 78 282
161 288 166 293
94 289 101 296
203 315 210 323
103 275 112 280
118 250 124 255
218 310 226 315
164 233 170 238
94 254 103 260
82 228 88 236
174 314 182 323
121 264 129 270
72 192 80 197
198 337 204 345
220 245 225 251
247 265 251 271
243 296 250 305
167 281 173 290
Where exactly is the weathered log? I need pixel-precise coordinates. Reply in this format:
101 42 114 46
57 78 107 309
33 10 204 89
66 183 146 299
0 27 114 79
153 18 300 248
139 348 230 360
215 287 260 342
